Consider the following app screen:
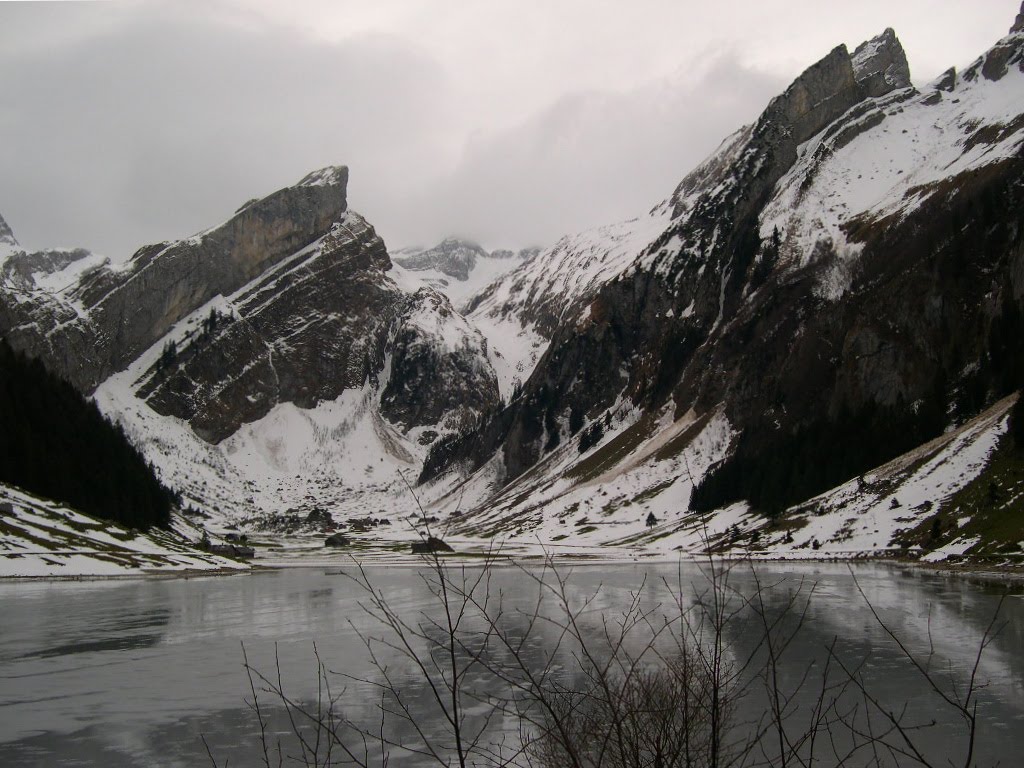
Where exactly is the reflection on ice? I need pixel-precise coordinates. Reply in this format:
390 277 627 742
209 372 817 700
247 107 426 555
0 562 1021 767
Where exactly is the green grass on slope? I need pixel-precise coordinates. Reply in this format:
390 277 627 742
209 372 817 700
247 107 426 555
924 435 1024 561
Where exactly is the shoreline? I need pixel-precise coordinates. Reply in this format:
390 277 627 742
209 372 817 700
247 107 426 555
5 544 1024 586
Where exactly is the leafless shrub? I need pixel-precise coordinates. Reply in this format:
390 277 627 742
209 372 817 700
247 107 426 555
208 540 1008 768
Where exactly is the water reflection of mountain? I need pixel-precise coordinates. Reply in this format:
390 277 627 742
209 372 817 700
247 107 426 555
1 565 1022 767
18 608 172 661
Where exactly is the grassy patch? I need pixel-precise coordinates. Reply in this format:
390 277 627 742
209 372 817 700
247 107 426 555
924 436 1024 558
881 424 1024 560
652 412 713 462
566 416 658 483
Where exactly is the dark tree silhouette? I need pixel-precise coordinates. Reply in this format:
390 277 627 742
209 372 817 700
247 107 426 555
0 339 175 530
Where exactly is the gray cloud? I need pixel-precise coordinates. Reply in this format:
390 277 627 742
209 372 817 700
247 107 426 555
0 4 456 256
388 55 785 250
0 1 1019 257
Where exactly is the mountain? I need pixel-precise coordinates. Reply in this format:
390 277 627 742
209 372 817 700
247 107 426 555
1 170 500 522
392 238 537 313
419 10 1024 559
3 7 1024 564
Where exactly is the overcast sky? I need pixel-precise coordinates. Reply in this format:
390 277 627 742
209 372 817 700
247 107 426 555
0 0 1020 258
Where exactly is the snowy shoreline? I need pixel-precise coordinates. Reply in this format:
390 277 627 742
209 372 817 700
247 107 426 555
4 542 1023 586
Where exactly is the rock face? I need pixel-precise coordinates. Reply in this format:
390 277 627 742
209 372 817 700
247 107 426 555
2 248 98 291
852 28 912 97
1014 2 1024 34
135 210 399 441
80 166 351 385
381 289 499 433
1 167 351 392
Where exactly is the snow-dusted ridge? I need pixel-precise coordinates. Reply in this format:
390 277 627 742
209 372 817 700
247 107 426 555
419 13 1024 563
760 39 1024 300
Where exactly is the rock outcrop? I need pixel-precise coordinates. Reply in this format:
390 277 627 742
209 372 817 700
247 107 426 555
381 288 499 433
852 28 912 97
77 166 351 383
2 247 98 291
136 211 398 441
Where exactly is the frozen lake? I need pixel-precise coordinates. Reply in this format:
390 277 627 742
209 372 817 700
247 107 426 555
1 562 1022 766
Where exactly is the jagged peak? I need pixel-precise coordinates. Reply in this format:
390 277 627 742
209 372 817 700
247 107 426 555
760 44 860 145
852 28 912 97
965 4 1024 83
0 212 18 249
297 165 349 189
439 236 487 252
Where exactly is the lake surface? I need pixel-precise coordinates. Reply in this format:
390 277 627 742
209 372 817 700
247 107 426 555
1 562 1022 767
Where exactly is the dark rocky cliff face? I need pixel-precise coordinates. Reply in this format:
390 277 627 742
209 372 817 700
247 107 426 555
132 219 501 443
77 167 351 387
134 211 397 442
381 288 499 434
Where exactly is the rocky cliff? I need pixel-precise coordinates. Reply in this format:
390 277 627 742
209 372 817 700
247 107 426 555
1 168 352 391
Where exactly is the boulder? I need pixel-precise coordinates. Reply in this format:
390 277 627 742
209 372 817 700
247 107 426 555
411 536 453 554
325 532 351 547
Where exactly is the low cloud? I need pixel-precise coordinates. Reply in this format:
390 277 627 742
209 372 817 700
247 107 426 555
384 54 784 250
0 4 456 257
0 1 1016 257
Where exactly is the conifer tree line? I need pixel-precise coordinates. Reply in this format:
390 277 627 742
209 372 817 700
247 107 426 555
692 287 1024 517
0 338 174 530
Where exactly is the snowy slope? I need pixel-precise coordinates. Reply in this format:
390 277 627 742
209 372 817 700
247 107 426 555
468 206 673 336
0 483 248 577
391 239 532 312
460 207 675 398
97 368 431 528
91 248 488 527
430 392 1012 563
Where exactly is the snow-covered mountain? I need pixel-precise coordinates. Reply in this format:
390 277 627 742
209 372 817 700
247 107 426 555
392 238 537 312
420 10 1024 560
0 170 501 523
3 6 1024 563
